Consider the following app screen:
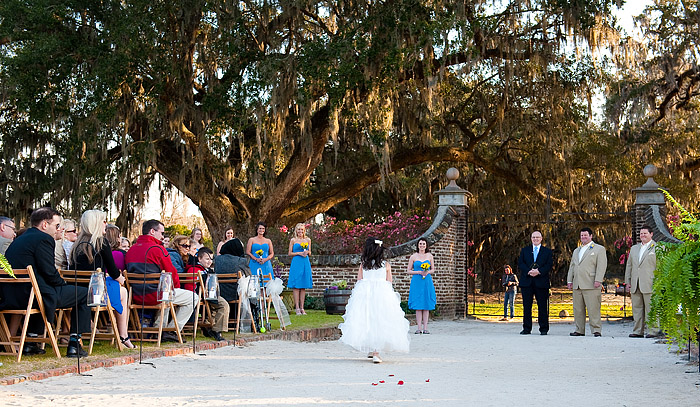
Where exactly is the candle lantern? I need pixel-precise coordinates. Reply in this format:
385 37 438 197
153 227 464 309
205 273 219 301
157 271 174 303
87 270 107 307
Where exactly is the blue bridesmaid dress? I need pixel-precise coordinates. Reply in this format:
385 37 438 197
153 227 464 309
288 242 313 289
408 260 436 310
249 242 274 281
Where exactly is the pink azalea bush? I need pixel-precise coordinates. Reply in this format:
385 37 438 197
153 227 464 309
308 210 432 255
614 235 633 265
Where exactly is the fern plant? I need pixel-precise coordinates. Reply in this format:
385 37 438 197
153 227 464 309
649 190 700 349
0 253 16 278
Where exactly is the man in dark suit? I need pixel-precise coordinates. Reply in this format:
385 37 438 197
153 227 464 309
2 207 90 357
517 230 553 335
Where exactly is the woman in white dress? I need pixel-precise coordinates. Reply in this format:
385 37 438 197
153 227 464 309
339 237 410 363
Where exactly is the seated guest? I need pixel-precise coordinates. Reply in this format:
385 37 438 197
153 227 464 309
55 219 77 270
125 220 199 341
215 236 250 303
185 247 229 341
190 227 204 252
71 210 135 349
168 235 190 276
105 224 127 270
1 207 90 357
120 237 131 251
216 227 235 255
0 216 16 255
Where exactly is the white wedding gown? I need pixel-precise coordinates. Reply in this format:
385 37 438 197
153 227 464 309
339 264 410 353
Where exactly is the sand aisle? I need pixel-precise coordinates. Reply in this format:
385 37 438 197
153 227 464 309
2 320 699 406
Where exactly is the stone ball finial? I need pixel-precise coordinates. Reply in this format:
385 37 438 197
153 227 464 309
641 164 660 189
643 164 658 178
446 168 459 181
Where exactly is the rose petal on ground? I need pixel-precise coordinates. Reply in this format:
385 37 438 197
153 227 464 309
426 379 430 382
388 374 394 377
397 380 404 385
379 380 385 383
372 383 377 386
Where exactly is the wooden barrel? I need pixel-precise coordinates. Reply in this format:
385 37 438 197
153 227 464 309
324 290 352 315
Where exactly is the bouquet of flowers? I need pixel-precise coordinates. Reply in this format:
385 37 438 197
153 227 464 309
255 249 264 257
420 262 430 279
299 242 309 250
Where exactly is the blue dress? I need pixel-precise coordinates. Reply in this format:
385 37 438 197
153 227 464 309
288 242 313 289
408 260 436 310
249 242 274 281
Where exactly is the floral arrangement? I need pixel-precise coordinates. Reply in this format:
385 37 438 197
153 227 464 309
299 242 309 249
0 254 15 278
255 249 264 257
327 279 348 290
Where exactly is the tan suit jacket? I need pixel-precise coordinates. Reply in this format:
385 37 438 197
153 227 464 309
625 240 656 294
567 242 607 289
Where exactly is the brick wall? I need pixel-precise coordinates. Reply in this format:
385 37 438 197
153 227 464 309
278 205 467 318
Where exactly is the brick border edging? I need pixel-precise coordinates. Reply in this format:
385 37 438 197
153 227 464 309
0 326 340 386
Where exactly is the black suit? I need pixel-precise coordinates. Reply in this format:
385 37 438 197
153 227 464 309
517 244 553 334
1 227 90 335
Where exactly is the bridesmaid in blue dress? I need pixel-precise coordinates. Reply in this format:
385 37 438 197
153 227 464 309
407 238 436 334
287 223 313 315
245 222 275 282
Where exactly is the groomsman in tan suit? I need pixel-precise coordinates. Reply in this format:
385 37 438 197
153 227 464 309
625 225 659 338
567 227 607 337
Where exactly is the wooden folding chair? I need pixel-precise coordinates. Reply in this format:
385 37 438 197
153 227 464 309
177 270 207 336
58 269 124 354
261 272 287 330
216 271 256 333
0 266 62 362
124 272 183 346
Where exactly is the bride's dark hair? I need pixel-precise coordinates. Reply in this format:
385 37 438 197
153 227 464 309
361 237 385 270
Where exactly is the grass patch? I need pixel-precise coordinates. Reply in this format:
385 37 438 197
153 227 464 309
1 310 342 379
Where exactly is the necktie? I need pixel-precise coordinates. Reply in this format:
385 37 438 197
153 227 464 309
533 246 539 261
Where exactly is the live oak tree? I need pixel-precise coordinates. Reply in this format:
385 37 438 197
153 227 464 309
0 0 627 239
606 0 700 209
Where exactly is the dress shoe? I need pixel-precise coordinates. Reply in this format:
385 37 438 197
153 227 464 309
22 342 46 356
161 332 182 343
540 332 548 335
593 332 602 337
520 330 531 335
201 327 213 338
629 333 644 338
212 331 225 341
569 332 585 336
66 341 88 358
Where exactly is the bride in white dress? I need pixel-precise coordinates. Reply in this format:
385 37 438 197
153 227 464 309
339 238 410 363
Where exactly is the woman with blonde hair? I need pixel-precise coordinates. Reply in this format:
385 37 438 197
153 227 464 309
287 223 313 315
70 210 135 349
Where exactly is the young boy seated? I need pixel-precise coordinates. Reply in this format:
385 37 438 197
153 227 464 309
185 247 230 341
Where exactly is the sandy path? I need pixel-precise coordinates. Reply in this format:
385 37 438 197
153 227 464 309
2 320 699 406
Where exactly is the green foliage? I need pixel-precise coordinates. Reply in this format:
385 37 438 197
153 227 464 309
0 254 16 278
650 190 700 349
303 296 325 311
165 225 192 239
